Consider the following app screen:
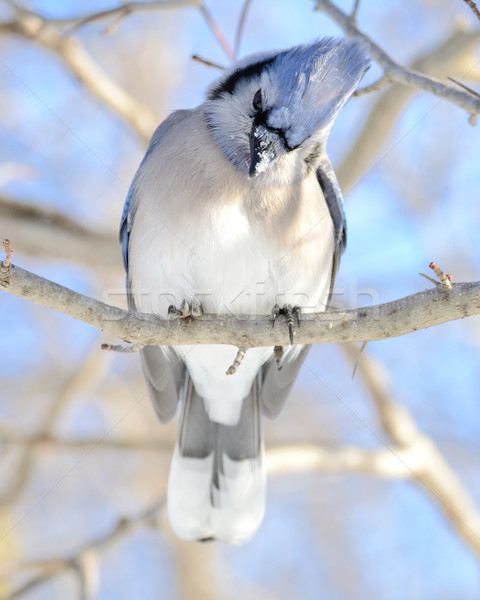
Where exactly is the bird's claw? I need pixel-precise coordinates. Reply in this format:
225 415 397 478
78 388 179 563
168 298 204 319
271 304 301 345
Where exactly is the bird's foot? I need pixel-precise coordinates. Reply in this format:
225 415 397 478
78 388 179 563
168 298 204 319
271 304 301 345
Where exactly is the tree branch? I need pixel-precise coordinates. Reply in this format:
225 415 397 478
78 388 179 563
337 24 480 191
342 344 480 558
0 344 111 506
462 0 480 22
0 10 159 145
13 0 204 30
315 0 480 117
2 497 165 599
1 260 480 348
266 443 421 479
0 197 120 270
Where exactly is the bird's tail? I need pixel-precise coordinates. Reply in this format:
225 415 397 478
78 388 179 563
167 375 265 545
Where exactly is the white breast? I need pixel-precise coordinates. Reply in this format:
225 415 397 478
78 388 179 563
127 112 335 425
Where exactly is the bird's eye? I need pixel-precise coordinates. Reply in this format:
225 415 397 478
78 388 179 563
252 89 262 113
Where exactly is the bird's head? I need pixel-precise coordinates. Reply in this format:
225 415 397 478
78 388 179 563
205 38 369 184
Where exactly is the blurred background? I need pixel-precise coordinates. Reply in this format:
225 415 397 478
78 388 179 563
1 0 480 598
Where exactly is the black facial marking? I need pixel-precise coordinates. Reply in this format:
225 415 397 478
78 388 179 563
207 55 279 100
250 108 296 153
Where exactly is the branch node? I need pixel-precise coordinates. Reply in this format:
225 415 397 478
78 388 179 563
429 261 453 289
226 347 247 375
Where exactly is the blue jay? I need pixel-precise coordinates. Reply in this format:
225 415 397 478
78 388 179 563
120 38 369 544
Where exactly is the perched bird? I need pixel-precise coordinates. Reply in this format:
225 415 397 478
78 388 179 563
120 38 369 545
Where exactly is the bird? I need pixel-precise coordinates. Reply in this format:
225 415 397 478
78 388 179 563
120 37 369 545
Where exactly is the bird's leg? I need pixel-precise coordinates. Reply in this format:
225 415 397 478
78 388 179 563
271 303 301 345
168 298 204 318
226 347 247 376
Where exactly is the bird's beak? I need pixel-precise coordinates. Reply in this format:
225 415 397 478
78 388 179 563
248 124 289 178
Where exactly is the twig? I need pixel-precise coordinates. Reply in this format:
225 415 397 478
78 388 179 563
198 4 235 62
0 196 120 271
191 54 225 70
315 0 480 116
0 343 111 506
18 0 204 30
342 344 480 558
429 261 453 289
350 0 361 23
1 10 158 144
336 25 480 191
2 238 12 267
0 430 172 451
447 76 480 99
352 74 390 96
233 0 253 58
419 272 439 286
1 259 480 348
462 0 480 21
351 340 367 379
2 498 165 598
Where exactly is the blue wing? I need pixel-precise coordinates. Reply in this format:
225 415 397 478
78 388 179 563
316 156 347 303
119 112 191 423
119 181 137 272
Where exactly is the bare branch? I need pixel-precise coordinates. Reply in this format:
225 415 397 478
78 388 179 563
315 0 480 116
266 443 421 479
350 0 361 23
337 25 480 191
7 0 204 30
429 260 453 288
343 344 480 558
448 75 480 98
2 498 165 598
198 4 235 62
352 74 390 96
191 54 226 70
0 11 158 144
1 260 480 349
0 430 172 452
0 344 110 506
234 0 253 58
462 0 480 22
0 196 120 270
1 239 13 269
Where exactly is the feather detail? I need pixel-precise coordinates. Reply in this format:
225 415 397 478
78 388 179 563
167 376 265 544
